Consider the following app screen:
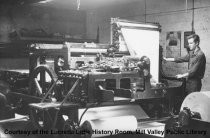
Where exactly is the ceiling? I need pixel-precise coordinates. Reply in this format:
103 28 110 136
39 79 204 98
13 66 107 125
36 0 143 10
0 0 143 10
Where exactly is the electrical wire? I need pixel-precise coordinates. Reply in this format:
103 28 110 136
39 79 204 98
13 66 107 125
192 0 195 32
78 107 89 125
144 0 146 23
78 102 98 126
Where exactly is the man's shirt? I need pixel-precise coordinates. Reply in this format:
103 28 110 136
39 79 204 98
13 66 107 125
174 47 206 79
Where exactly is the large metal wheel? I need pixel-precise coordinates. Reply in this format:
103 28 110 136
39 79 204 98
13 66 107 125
29 65 61 101
29 65 66 129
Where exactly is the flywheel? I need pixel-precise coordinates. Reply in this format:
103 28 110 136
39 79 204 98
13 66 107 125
29 65 61 101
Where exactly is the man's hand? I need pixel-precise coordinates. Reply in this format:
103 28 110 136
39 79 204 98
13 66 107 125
176 74 184 79
163 57 167 61
176 73 189 79
163 57 175 62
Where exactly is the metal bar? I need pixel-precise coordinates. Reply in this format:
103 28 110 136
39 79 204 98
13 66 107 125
34 78 42 95
121 26 160 31
0 116 28 124
60 79 80 107
112 18 160 27
45 110 54 126
137 116 171 124
41 79 58 103
51 109 60 129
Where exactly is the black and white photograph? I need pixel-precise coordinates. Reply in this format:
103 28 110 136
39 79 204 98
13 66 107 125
0 0 209 138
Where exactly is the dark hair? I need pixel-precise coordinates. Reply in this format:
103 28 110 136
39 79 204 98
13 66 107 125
187 34 200 44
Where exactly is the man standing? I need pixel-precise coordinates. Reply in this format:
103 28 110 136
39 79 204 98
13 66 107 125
164 34 206 94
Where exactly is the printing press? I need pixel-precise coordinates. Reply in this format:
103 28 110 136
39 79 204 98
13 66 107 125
1 18 209 138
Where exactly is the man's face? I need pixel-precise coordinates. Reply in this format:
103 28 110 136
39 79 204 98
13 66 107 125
188 38 198 51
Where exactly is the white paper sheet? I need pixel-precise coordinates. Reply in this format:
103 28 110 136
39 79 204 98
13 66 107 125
121 28 160 82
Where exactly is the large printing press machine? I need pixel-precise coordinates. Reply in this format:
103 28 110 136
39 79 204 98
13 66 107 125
0 18 210 138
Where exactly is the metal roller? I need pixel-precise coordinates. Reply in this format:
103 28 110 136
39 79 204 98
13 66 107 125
81 115 137 138
79 104 149 125
180 91 210 123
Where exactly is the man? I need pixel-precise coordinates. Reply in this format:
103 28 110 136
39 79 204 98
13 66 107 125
164 34 206 94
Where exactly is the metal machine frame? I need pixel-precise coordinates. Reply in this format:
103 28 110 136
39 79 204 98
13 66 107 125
0 18 187 138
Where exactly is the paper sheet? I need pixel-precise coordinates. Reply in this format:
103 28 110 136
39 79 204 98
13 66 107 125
120 27 160 82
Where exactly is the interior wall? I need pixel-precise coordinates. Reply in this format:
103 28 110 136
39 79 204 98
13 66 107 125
0 4 86 43
87 0 210 91
86 1 145 43
0 3 86 70
146 0 210 90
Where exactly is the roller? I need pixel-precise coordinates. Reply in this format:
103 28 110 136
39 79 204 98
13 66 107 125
81 115 137 138
79 104 149 125
180 91 210 122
